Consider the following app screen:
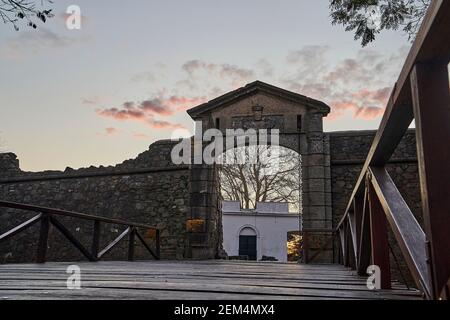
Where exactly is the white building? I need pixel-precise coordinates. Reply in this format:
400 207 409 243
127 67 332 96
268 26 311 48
222 201 301 262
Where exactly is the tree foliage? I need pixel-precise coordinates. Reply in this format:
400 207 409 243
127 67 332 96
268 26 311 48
287 233 302 262
218 146 301 211
329 0 431 46
0 0 54 31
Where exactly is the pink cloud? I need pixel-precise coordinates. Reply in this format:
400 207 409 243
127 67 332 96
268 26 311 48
96 96 193 131
282 46 408 122
167 96 207 111
133 132 150 139
140 99 174 116
328 98 385 120
351 87 391 105
97 108 146 121
97 95 205 121
354 106 385 120
105 127 119 135
150 120 186 130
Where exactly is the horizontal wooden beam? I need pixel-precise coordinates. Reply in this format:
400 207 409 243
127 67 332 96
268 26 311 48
0 200 156 230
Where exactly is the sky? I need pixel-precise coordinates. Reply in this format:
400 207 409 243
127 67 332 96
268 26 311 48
0 0 413 171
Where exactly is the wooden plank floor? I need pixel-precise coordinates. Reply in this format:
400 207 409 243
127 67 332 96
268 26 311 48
0 260 421 300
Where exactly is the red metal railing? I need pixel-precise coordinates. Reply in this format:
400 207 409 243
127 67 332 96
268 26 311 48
0 200 160 263
336 0 450 300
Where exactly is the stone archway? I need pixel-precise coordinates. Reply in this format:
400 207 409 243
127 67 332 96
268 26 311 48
184 81 332 261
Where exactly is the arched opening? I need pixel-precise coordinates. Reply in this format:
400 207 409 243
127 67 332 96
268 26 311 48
218 145 302 212
219 145 302 262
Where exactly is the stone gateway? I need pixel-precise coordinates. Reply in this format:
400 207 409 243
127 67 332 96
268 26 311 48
0 81 419 266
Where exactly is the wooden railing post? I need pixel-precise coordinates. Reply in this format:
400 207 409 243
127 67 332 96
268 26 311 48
368 177 391 289
36 213 50 264
352 196 364 266
346 217 356 270
344 222 350 268
358 187 372 276
128 228 136 261
91 220 101 260
411 61 450 299
339 227 346 267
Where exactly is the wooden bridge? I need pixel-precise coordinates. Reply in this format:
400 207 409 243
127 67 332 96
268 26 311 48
0 0 449 300
0 261 420 300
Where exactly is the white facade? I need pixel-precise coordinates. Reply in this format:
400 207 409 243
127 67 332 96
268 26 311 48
222 201 301 262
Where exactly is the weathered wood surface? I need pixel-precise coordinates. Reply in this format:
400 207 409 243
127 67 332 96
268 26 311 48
0 261 421 300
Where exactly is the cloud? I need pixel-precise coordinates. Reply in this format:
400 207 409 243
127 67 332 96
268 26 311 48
282 46 408 121
96 95 206 131
151 120 185 130
2 27 91 57
105 127 119 135
167 96 207 112
97 107 146 121
355 106 385 120
131 71 156 83
82 96 104 106
351 87 392 105
97 106 185 130
325 86 390 120
133 132 150 139
7 28 73 49
140 99 174 116
181 60 254 87
93 47 405 130
327 100 385 120
287 45 330 65
286 46 330 82
255 59 274 78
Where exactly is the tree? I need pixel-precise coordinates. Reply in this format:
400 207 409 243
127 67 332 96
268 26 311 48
218 146 301 211
0 0 54 31
287 232 302 262
329 0 431 46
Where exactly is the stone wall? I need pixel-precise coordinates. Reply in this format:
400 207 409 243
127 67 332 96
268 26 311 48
328 129 422 286
0 140 191 263
0 126 423 283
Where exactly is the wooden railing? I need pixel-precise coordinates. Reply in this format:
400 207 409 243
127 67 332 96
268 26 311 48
0 200 160 263
336 0 450 300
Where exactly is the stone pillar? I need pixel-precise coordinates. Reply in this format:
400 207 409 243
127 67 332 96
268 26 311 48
185 117 221 259
186 164 219 259
302 113 333 263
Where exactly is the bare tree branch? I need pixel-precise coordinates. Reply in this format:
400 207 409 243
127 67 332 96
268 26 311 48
219 146 301 211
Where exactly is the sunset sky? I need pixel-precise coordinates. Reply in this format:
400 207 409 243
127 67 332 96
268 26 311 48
0 0 412 171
